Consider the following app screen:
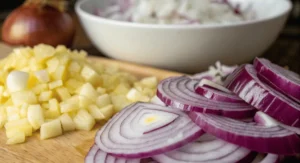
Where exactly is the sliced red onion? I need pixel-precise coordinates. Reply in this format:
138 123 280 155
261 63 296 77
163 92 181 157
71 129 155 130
152 134 256 163
95 102 204 159
85 144 99 163
252 154 279 163
254 58 300 103
189 112 300 155
224 64 300 127
195 79 245 103
157 76 255 119
254 111 300 135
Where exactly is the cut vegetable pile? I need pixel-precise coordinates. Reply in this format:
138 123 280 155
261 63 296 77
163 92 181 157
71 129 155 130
88 58 300 162
0 44 158 144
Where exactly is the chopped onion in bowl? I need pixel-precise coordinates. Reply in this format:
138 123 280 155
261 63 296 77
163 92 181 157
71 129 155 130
96 0 254 25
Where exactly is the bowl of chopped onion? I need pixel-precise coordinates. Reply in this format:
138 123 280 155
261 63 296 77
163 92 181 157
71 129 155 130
76 0 292 73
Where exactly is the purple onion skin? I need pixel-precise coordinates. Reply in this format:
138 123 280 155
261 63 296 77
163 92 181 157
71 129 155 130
224 64 300 128
254 58 300 103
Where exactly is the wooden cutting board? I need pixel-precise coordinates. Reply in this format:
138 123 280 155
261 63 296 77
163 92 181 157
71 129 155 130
0 43 183 163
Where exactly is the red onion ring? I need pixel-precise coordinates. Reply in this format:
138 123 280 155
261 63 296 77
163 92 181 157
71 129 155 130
153 134 256 163
95 102 203 159
225 64 300 127
157 76 255 119
189 112 300 155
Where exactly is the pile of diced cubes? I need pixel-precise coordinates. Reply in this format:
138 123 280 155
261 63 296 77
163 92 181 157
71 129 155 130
0 44 157 144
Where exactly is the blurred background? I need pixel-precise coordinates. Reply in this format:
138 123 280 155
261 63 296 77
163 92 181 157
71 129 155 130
0 0 299 73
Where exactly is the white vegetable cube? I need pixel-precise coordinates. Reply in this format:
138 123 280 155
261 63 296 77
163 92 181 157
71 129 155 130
73 109 95 131
88 105 105 120
49 80 63 89
6 131 25 145
11 90 37 106
6 106 20 121
140 76 158 89
33 44 55 62
39 91 53 102
126 88 142 101
34 70 50 83
32 84 48 95
79 95 93 109
142 87 156 97
46 57 59 73
27 105 44 130
127 88 151 102
45 99 60 119
6 125 32 138
60 102 78 113
40 119 62 140
99 105 114 120
81 65 101 85
29 58 44 71
68 61 81 73
96 87 106 95
65 79 83 94
60 113 75 132
57 54 70 65
113 83 130 95
52 65 67 81
78 83 98 100
5 118 33 137
55 87 71 101
6 71 29 93
42 103 50 109
111 95 130 112
96 94 111 108
20 103 29 118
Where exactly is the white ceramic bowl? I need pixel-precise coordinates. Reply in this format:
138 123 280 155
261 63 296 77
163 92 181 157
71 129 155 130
76 0 292 73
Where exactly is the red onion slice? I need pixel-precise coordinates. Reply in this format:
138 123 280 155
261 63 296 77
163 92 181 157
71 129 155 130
189 112 300 155
95 102 204 159
225 64 300 127
85 144 99 163
153 134 256 163
254 58 300 103
157 76 255 119
254 111 300 135
195 79 245 103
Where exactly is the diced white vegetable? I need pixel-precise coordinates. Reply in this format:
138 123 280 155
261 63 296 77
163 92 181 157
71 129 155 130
6 71 29 93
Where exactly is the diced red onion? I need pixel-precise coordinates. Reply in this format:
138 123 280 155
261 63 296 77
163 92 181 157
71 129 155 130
95 102 204 159
189 112 300 155
224 64 300 127
254 111 300 135
254 58 300 103
153 134 256 163
195 79 245 103
157 76 255 119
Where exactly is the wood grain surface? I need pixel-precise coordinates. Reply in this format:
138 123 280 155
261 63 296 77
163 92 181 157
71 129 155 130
0 43 183 163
